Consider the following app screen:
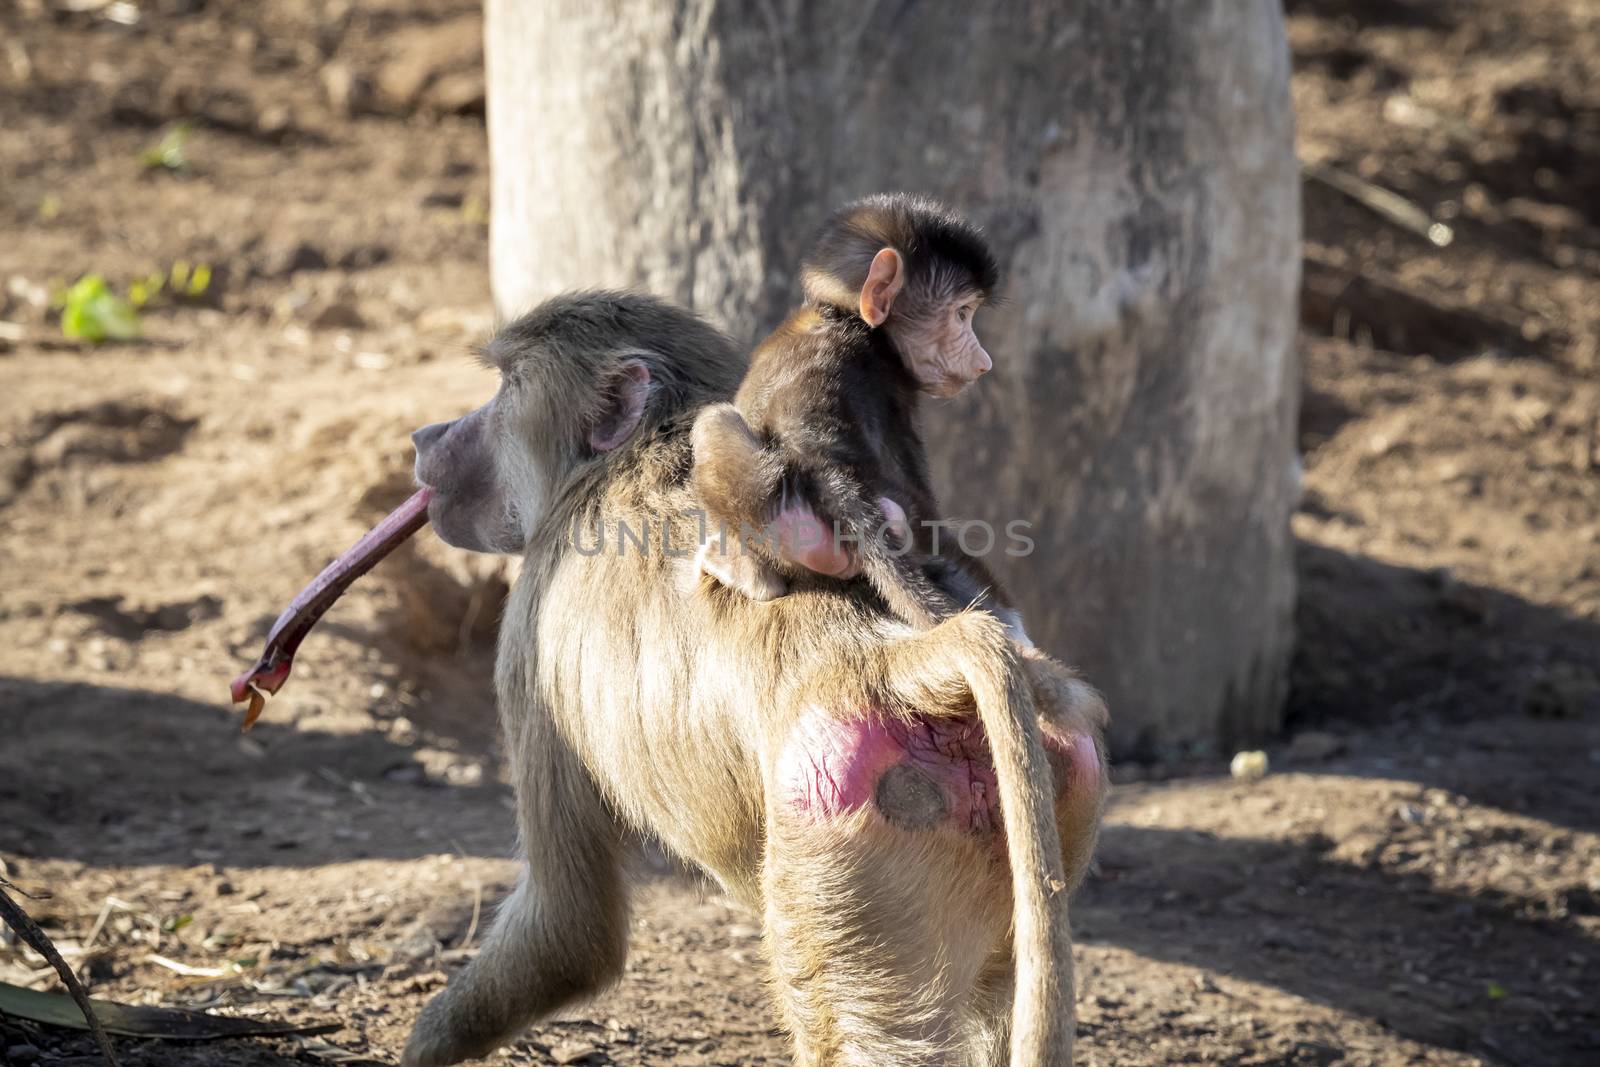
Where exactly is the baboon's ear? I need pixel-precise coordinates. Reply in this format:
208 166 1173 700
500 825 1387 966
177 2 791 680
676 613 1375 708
859 247 905 327
588 359 651 452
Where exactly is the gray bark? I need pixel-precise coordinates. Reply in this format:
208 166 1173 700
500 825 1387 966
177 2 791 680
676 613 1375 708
486 0 1301 755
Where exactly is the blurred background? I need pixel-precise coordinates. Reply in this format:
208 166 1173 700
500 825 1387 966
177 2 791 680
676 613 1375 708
0 1 1596 1064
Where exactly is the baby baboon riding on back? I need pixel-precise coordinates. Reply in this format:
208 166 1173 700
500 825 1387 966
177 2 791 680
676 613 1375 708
693 194 1022 636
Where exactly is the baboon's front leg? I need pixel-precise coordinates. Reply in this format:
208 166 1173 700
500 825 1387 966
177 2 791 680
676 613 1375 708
402 721 629 1067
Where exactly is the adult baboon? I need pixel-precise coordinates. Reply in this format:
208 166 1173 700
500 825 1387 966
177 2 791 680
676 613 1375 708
247 292 1108 1066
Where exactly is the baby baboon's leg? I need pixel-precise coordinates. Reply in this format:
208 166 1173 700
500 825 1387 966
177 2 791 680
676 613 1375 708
1046 723 1107 889
402 725 629 1067
690 403 789 599
763 809 1011 1066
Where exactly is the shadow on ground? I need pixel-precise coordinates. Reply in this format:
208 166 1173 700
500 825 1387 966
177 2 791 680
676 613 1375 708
1080 818 1598 1065
0 676 513 869
1291 541 1600 832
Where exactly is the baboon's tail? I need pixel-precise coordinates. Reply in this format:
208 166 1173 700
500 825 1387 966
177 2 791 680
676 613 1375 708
886 611 1074 1065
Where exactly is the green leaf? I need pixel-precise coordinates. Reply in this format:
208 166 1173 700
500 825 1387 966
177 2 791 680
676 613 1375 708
186 263 212 296
138 122 193 172
59 275 141 343
134 270 167 308
1486 981 1509 1000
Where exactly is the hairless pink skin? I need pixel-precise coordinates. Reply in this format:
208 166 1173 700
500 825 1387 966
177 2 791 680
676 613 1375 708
779 713 1002 833
777 710 1098 842
229 488 432 729
770 495 906 579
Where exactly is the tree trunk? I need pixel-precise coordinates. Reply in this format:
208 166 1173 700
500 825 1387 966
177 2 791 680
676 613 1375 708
486 0 1301 756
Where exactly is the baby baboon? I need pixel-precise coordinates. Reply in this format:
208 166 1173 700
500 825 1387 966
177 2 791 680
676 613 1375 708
692 194 1009 631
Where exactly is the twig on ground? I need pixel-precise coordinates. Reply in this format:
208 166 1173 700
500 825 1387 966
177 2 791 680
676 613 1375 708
0 873 43 900
0 877 120 1066
80 897 116 955
79 895 143 955
145 953 238 979
1305 161 1455 248
455 879 483 951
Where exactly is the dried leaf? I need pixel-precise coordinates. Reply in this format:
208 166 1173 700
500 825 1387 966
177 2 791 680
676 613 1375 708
0 981 339 1041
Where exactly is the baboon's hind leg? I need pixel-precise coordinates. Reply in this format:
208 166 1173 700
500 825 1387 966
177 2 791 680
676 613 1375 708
762 807 1011 1066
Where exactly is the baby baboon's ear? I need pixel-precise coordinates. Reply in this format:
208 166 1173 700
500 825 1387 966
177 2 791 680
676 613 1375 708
588 359 651 452
858 247 904 327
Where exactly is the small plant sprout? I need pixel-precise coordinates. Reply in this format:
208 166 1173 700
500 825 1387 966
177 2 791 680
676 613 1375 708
461 193 489 227
128 270 164 309
170 260 212 298
139 121 193 171
128 262 213 309
58 275 141 343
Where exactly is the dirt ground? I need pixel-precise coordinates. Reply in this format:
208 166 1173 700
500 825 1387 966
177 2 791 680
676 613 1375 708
1 1 1597 1064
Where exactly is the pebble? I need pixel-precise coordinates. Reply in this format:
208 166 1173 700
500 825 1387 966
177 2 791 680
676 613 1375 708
1230 750 1269 781
321 61 371 117
549 1041 605 1065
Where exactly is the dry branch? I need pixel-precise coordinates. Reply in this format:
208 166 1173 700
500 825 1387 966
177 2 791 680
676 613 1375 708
1306 161 1455 247
0 877 119 1066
